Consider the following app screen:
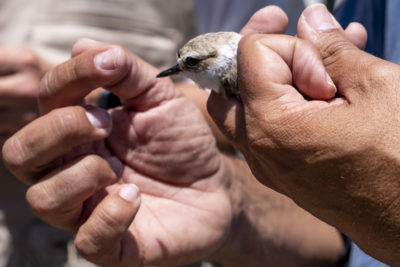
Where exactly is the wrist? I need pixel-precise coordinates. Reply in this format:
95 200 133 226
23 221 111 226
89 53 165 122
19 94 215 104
210 155 281 266
208 155 250 266
210 155 346 267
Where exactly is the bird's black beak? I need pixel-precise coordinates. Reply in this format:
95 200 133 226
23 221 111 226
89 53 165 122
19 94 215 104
156 64 182 78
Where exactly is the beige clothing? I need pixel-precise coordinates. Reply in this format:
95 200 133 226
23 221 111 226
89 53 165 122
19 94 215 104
0 0 196 68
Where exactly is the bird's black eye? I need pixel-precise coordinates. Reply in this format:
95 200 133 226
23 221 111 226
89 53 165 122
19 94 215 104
185 57 201 66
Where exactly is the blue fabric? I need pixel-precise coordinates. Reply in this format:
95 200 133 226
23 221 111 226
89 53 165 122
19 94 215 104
194 0 305 35
347 243 389 267
384 0 400 64
334 0 386 58
335 0 400 65
194 0 268 33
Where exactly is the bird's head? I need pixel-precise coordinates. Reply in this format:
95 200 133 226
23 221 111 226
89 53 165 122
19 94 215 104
157 32 242 95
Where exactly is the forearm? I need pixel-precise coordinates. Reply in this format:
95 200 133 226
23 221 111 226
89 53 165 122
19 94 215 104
211 155 346 267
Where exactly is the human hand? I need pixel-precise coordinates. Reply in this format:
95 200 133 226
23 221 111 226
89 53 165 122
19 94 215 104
2 38 232 266
207 6 346 267
208 4 399 265
0 47 51 145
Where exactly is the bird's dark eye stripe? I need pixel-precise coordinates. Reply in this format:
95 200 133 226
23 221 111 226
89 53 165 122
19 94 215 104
185 57 201 66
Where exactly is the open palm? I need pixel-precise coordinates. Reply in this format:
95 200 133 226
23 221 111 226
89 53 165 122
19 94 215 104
105 80 232 265
3 39 231 266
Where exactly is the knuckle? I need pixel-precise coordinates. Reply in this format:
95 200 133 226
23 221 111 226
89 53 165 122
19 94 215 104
69 59 80 82
238 34 263 53
74 234 104 262
46 107 91 140
238 34 269 79
26 184 59 215
75 209 122 263
50 109 80 136
38 61 79 109
318 34 356 66
78 155 117 187
2 136 25 172
97 203 126 233
38 70 54 102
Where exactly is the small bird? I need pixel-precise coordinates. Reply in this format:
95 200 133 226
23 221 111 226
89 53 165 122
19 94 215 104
157 32 242 98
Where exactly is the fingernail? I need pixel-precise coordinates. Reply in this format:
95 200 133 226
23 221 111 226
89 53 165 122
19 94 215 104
86 106 111 131
94 47 120 71
326 73 337 94
304 4 338 31
105 156 123 176
119 184 139 202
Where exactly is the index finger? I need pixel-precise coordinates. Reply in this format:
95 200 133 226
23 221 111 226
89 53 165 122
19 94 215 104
39 40 178 114
39 45 131 114
238 34 336 107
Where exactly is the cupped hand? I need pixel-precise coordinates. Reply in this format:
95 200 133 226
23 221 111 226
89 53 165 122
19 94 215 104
208 4 400 265
3 39 231 266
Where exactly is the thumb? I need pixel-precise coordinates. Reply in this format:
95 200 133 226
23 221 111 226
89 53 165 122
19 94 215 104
75 183 141 266
297 4 378 100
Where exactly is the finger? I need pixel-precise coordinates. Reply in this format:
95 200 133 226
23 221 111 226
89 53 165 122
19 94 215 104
41 40 179 114
209 33 336 145
72 38 179 111
26 154 121 231
240 5 288 35
344 22 368 50
39 45 131 114
71 38 108 58
0 47 41 75
2 106 111 184
238 34 336 105
71 39 168 110
297 4 380 99
75 184 141 266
